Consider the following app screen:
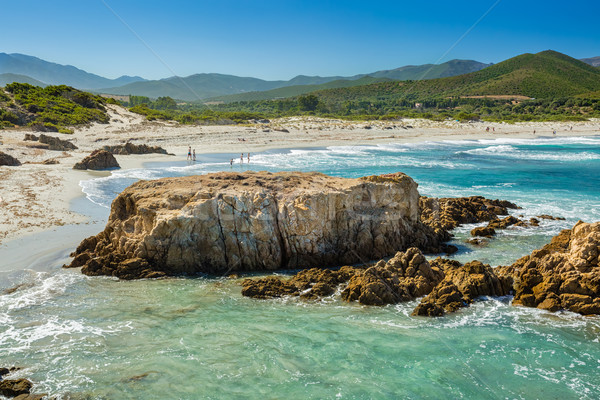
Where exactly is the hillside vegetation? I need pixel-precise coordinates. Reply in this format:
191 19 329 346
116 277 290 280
0 82 114 131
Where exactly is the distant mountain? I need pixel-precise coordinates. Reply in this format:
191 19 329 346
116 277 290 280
356 59 492 81
207 76 391 103
0 53 146 90
0 73 47 87
209 60 492 103
580 56 600 67
310 50 600 102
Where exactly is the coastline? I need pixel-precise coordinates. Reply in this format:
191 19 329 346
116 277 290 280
1 106 599 267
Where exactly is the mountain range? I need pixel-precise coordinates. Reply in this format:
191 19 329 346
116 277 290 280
0 53 146 89
309 50 600 103
0 52 598 102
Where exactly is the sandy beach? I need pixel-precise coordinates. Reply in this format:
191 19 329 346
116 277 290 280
1 103 599 250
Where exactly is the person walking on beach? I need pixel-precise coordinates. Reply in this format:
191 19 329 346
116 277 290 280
241 153 244 163
187 146 192 160
192 149 196 162
247 152 250 163
230 158 234 167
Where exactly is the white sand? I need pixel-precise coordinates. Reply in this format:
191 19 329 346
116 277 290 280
1 103 599 251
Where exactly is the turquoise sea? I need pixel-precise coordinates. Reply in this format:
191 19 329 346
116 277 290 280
1 136 600 399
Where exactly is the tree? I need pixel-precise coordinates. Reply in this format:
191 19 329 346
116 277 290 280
298 94 319 111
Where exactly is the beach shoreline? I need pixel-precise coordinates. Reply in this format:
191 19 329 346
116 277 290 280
1 104 599 260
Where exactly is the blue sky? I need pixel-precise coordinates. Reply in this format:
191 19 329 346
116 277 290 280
1 0 599 80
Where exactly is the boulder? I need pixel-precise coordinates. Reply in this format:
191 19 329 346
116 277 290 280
471 226 496 237
67 171 449 278
497 221 600 315
0 379 32 397
0 151 21 166
73 150 120 170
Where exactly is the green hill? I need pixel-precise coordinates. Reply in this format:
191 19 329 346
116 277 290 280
0 82 112 130
311 50 600 102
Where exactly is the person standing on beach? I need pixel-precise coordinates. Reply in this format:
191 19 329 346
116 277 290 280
241 153 244 163
187 146 192 160
192 149 196 162
247 152 250 163
230 158 234 167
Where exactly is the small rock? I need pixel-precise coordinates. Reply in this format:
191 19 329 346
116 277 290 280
0 151 21 166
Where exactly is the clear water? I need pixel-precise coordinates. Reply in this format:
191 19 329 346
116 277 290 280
2 136 600 399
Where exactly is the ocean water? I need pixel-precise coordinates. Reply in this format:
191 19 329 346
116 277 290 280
2 136 600 399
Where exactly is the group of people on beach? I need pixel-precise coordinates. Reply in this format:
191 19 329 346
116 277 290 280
230 153 250 166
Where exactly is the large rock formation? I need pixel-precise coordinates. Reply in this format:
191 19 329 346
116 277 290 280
0 151 21 166
497 221 600 315
67 171 450 278
73 149 120 170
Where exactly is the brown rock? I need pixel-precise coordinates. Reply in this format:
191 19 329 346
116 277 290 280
419 195 519 232
67 172 448 278
38 134 77 151
0 151 21 166
537 214 566 221
0 379 32 397
341 248 444 306
73 150 120 170
499 221 600 315
471 226 496 237
412 258 512 316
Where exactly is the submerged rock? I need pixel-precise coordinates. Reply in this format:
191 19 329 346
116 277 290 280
67 171 449 278
73 149 120 170
497 221 600 315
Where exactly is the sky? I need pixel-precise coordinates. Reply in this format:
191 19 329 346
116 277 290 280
1 0 599 81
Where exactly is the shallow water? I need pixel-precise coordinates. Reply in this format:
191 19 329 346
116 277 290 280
2 136 600 399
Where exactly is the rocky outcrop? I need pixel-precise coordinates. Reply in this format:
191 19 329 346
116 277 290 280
412 259 512 316
497 221 600 315
471 226 496 237
67 171 450 278
24 133 77 151
73 150 120 170
102 143 168 155
419 196 520 231
341 247 444 305
0 152 21 166
241 247 511 315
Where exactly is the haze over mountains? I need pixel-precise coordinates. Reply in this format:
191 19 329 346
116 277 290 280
0 51 598 102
